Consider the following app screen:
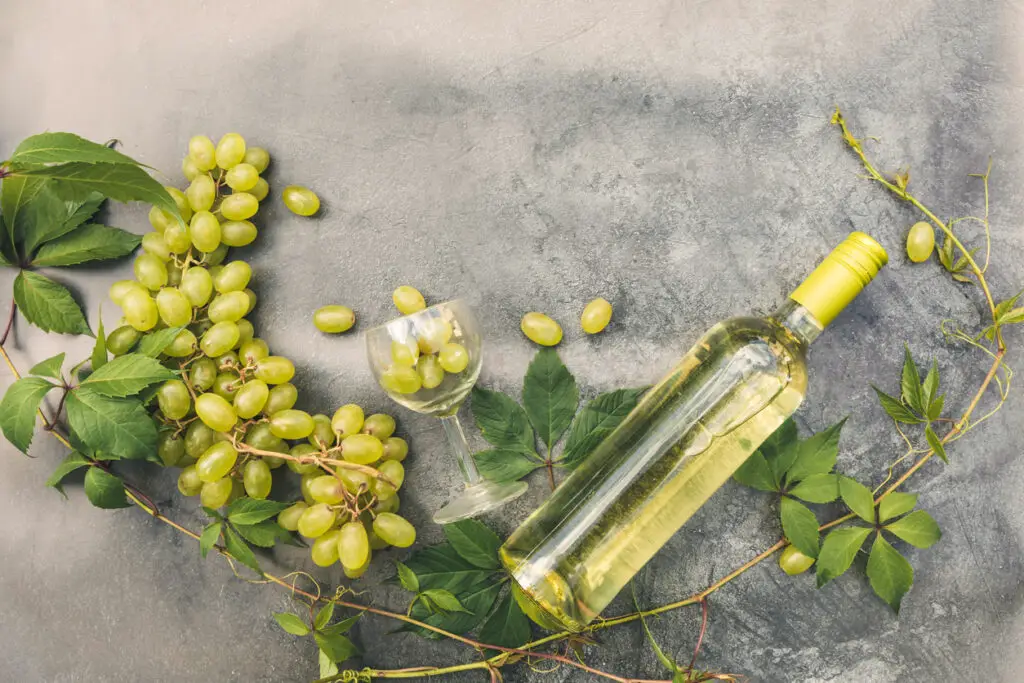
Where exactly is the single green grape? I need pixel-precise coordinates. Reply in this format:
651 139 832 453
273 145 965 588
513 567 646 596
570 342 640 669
309 475 346 505
220 220 257 247
242 146 270 173
158 432 186 468
106 325 141 356
338 521 370 571
134 253 169 291
179 267 213 307
313 305 356 333
184 421 218 459
186 174 216 212
521 312 563 346
142 232 173 261
338 469 370 494
235 319 255 346
188 358 218 392
243 459 273 499
233 379 270 419
188 135 217 171
255 356 295 384
109 279 147 306
277 501 308 531
225 163 259 192
156 380 191 420
779 545 816 575
390 339 419 367
417 354 445 389
341 433 384 464
343 549 371 578
382 437 408 462
200 321 241 357
243 288 257 315
190 210 222 253
308 414 336 448
200 477 233 508
165 186 193 223
148 206 173 233
122 289 159 331
249 177 270 201
378 460 405 490
220 193 259 221
215 133 247 169
196 442 238 483
270 409 315 440
282 185 320 216
163 223 193 254
208 291 249 323
213 261 252 294
297 502 337 538
215 351 240 371
580 298 612 334
392 286 426 315
372 512 416 548
202 243 230 266
182 156 201 181
195 393 237 432
239 338 270 366
177 465 204 496
362 414 396 440
300 473 318 504
438 342 469 373
155 287 193 327
416 318 452 354
906 221 935 263
212 372 241 401
244 422 286 452
331 404 364 438
311 528 342 567
374 493 401 515
166 263 184 287
379 364 422 395
165 329 198 357
287 444 321 474
264 384 300 418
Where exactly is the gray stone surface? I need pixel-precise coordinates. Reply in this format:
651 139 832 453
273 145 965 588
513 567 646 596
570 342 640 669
1 0 1023 681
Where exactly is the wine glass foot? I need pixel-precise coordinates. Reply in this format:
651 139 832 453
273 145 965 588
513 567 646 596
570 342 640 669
432 479 529 524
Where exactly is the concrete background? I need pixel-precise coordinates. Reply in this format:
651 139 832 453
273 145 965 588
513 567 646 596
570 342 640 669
1 0 1023 681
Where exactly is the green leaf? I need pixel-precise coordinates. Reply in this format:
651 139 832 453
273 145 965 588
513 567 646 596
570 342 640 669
421 588 472 614
560 387 646 468
443 519 502 569
872 387 923 424
62 192 106 234
999 307 1024 325
470 386 536 451
200 522 222 559
13 270 91 335
900 345 925 414
1 175 42 252
866 533 914 612
839 476 876 524
938 233 954 271
15 184 70 256
758 418 800 481
324 614 361 635
32 223 140 267
478 590 531 651
404 579 503 638
29 353 65 380
65 388 158 461
46 451 92 497
780 497 820 558
473 448 542 483
885 510 941 548
314 631 358 664
521 348 578 449
135 326 185 357
91 320 108 372
0 376 55 453
787 473 839 503
314 603 335 631
223 525 261 575
10 132 143 167
16 162 180 219
993 291 1022 320
785 419 845 484
815 526 872 588
232 519 288 548
226 497 289 525
878 492 918 523
922 360 939 408
928 394 945 421
402 544 495 592
318 649 338 678
395 561 420 592
732 452 778 492
80 353 176 397
638 609 681 676
925 425 948 464
83 467 130 509
273 612 310 637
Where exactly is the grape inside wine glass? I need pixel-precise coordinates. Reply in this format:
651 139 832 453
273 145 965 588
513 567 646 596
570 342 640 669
365 299 528 524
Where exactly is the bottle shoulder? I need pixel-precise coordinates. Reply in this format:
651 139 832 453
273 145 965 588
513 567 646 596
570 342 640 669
701 316 809 366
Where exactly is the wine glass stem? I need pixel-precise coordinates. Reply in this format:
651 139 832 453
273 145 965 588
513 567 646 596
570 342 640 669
440 414 482 486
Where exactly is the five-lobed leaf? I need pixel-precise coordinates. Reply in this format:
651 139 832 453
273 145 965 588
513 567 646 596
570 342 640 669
45 451 92 497
471 386 536 452
521 348 579 449
83 467 130 509
732 452 778 492
273 612 310 637
477 589 531 652
787 473 839 503
395 561 420 593
780 496 820 558
866 533 914 613
200 522 222 559
785 419 845 484
900 345 926 414
0 375 55 453
815 525 872 588
472 448 542 483
560 387 646 469
839 476 876 524
80 353 176 397
13 270 91 335
443 519 502 569
32 223 141 267
65 388 158 461
885 510 941 548
925 425 948 464
29 352 65 380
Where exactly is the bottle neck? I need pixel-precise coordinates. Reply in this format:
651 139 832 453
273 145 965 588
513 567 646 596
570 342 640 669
771 299 823 346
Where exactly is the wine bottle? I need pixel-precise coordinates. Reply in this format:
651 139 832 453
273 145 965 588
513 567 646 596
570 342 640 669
500 232 888 631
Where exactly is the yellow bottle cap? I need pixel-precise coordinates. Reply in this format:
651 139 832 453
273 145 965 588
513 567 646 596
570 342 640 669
790 232 888 326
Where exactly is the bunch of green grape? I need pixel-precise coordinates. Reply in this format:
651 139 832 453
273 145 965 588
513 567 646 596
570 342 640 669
105 133 415 575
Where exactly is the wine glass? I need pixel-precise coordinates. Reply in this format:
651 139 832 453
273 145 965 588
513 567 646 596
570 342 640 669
365 299 528 524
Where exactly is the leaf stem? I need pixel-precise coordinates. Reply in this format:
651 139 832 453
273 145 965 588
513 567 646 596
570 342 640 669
0 299 16 346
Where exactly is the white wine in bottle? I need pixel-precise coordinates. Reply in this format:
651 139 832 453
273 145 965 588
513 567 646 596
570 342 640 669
500 232 888 631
